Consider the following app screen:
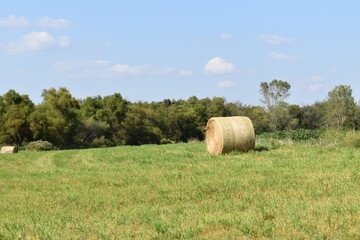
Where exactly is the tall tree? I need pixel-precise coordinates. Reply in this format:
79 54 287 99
206 97 229 117
29 87 81 147
120 105 162 145
300 102 327 130
0 90 34 145
99 93 128 144
324 85 357 129
259 79 291 131
260 79 291 108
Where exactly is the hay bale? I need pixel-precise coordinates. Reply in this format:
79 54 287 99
1 146 18 154
206 116 255 154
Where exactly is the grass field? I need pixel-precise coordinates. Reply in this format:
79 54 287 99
1 142 360 239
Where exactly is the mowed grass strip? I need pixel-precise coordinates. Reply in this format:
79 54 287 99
1 143 360 239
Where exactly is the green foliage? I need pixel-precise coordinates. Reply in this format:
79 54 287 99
0 90 34 146
253 144 269 152
259 80 292 131
121 105 163 145
342 131 360 148
260 129 323 141
78 94 128 146
25 140 57 151
228 104 270 134
100 93 128 132
324 85 357 129
300 102 327 130
29 88 81 148
91 136 113 148
160 138 173 144
260 79 291 108
319 130 347 146
77 117 111 148
2 84 360 149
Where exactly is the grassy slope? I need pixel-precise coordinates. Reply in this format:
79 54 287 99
1 143 360 239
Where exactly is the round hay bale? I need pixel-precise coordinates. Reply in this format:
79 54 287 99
206 116 255 154
1 146 18 154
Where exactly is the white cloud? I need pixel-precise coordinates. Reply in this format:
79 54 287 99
204 57 236 74
258 34 294 45
310 75 324 82
220 33 234 40
308 84 323 92
107 65 175 77
37 17 72 28
0 15 72 29
218 80 235 88
0 15 30 28
269 52 298 62
52 60 176 78
51 60 111 78
1 32 70 55
178 70 193 77
108 64 143 76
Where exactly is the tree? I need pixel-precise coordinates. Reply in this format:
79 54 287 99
287 104 302 129
241 105 270 134
77 117 112 147
120 105 162 145
300 102 327 129
260 79 291 131
29 88 81 147
206 97 229 117
78 96 113 147
98 93 128 144
260 79 291 108
0 90 34 145
324 85 357 129
80 96 103 120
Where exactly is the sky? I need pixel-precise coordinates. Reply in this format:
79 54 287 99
1 0 360 105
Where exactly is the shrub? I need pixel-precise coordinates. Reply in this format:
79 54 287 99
18 145 26 151
160 138 173 144
319 130 346 146
342 131 360 148
288 129 323 141
26 140 57 152
92 136 113 148
254 144 269 152
259 129 323 141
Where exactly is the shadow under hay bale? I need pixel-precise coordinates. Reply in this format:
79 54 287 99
1 146 18 154
206 116 255 154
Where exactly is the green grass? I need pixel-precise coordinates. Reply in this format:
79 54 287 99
1 143 360 239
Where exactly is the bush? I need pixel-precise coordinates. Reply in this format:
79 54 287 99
319 130 346 146
18 145 26 151
92 136 113 148
26 140 57 152
259 129 323 141
160 138 173 144
289 129 323 141
254 144 269 152
342 131 360 148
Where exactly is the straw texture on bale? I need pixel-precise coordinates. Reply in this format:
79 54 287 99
1 146 18 154
206 116 255 154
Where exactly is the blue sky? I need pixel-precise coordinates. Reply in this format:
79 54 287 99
1 1 359 105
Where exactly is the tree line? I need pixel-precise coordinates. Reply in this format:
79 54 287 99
0 80 358 148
